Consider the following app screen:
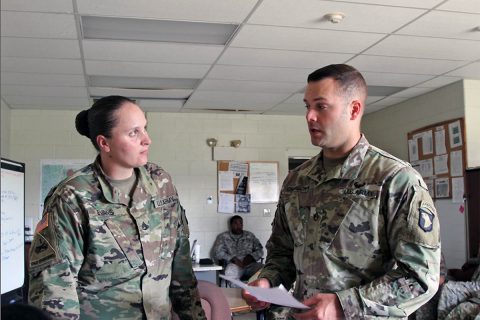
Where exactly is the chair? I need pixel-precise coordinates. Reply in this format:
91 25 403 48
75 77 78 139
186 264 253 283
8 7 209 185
172 280 232 320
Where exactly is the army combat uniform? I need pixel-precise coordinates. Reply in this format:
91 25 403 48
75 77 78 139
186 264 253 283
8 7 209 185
29 157 206 320
259 135 441 319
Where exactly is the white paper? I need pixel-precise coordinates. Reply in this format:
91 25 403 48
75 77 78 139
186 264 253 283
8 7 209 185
434 154 449 175
408 139 419 162
412 159 433 178
435 178 450 198
448 120 463 148
435 127 447 155
451 177 465 204
219 275 309 309
218 171 234 191
229 161 248 177
249 163 278 203
450 150 463 177
218 192 235 213
422 131 433 155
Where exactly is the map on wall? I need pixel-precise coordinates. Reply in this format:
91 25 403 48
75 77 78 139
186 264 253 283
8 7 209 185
40 159 91 212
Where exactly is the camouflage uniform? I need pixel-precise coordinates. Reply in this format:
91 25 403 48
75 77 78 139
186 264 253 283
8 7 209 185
437 264 480 320
29 157 206 320
259 135 441 319
213 231 264 280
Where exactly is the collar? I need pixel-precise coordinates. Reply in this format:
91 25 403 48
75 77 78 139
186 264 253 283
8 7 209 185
305 134 370 184
93 156 158 205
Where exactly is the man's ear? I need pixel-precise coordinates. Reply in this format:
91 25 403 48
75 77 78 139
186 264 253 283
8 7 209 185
350 100 362 120
96 135 110 152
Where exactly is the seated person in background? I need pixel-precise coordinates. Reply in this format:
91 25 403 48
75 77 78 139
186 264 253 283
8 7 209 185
213 215 264 281
437 246 480 320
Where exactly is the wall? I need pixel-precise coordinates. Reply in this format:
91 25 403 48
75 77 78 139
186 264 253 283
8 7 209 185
1 98 11 157
8 110 317 259
463 80 480 169
363 80 467 268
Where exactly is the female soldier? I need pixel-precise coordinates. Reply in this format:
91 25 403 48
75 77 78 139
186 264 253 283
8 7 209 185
28 96 206 319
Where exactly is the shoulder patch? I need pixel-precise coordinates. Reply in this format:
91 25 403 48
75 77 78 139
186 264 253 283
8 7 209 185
418 207 434 232
29 213 60 273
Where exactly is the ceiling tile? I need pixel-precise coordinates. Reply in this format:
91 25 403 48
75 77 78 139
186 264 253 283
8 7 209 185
1 85 88 98
89 88 193 99
397 11 480 40
1 37 81 59
208 65 309 83
1 72 86 86
328 0 443 9
365 35 480 60
0 0 73 13
437 0 480 14
85 60 210 78
3 96 89 107
230 25 384 53
1 57 83 74
362 71 433 87
250 0 426 33
446 61 480 79
348 55 467 75
185 91 289 110
82 40 223 64
389 87 435 98
77 0 257 23
197 79 304 94
1 12 77 39
416 76 462 88
219 47 353 68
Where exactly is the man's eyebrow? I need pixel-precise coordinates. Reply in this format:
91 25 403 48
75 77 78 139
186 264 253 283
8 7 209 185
303 97 327 103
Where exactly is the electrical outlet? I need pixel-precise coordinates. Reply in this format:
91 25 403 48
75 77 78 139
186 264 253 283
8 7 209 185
263 208 271 217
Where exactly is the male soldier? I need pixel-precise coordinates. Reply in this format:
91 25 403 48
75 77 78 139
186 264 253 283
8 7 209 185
214 215 264 282
243 64 441 319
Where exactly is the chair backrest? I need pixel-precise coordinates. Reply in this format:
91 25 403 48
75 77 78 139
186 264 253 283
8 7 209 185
172 280 231 320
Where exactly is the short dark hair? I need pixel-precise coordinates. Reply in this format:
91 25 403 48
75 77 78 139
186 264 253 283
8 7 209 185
230 215 243 225
75 95 136 151
307 64 367 101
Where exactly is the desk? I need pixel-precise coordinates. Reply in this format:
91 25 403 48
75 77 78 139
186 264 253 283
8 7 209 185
192 263 222 284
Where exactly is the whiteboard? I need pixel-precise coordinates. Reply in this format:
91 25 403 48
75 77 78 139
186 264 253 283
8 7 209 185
1 158 25 294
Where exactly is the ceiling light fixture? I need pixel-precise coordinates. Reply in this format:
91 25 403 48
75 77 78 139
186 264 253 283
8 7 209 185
324 12 346 24
206 138 218 147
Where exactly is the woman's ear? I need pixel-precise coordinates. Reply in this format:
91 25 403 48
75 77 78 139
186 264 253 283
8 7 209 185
96 135 110 152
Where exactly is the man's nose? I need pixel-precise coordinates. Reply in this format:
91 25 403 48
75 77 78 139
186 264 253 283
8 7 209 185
306 108 317 122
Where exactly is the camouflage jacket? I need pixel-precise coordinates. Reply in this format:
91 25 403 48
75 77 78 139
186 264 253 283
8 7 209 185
213 230 264 263
29 157 206 320
259 135 441 319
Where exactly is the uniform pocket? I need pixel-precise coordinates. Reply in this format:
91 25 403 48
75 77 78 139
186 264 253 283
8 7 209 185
105 219 144 268
326 197 382 270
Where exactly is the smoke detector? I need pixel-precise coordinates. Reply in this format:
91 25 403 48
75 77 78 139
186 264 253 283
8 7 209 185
325 12 346 24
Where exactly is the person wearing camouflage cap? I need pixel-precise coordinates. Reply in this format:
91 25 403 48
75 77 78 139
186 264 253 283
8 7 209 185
242 64 441 319
28 96 206 319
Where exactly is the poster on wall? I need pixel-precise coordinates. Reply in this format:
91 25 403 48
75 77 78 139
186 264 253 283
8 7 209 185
40 159 91 213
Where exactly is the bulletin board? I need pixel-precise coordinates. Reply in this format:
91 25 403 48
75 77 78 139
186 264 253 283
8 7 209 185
217 161 279 213
407 118 466 201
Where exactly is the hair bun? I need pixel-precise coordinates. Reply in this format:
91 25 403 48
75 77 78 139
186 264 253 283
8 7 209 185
75 109 90 137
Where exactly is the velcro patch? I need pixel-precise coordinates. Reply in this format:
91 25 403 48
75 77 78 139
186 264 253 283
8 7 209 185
153 195 178 208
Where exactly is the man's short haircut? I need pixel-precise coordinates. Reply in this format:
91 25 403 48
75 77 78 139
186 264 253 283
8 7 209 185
230 215 243 225
307 64 367 102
